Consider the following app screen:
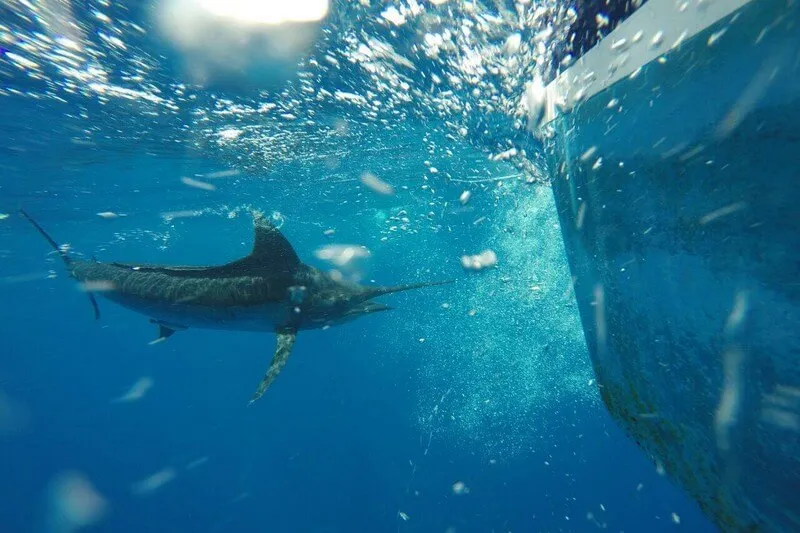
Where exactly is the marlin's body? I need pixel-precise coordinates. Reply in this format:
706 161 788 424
20 210 450 403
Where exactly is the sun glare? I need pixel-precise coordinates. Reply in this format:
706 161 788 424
194 0 329 25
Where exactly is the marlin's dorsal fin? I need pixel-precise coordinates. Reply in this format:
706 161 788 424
249 328 297 404
246 212 300 273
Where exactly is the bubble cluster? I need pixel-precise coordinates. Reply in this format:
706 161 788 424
412 183 598 458
0 0 581 182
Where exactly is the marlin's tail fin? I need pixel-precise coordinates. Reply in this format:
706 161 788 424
19 209 100 319
365 279 455 299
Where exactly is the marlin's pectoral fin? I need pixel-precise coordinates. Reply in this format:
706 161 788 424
148 319 186 345
249 328 297 405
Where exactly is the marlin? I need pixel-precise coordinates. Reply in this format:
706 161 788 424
20 210 451 403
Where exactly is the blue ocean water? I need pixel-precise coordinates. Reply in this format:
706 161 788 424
0 2 723 532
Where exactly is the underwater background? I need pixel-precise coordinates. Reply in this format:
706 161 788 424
0 0 729 531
